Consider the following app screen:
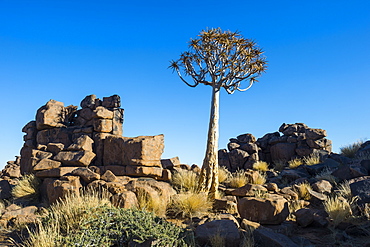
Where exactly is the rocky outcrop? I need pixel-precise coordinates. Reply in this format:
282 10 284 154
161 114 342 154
14 94 171 204
220 123 332 170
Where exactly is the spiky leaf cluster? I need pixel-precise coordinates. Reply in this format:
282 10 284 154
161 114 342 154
170 28 267 93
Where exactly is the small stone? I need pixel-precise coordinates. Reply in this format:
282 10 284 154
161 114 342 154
101 170 117 182
33 159 62 171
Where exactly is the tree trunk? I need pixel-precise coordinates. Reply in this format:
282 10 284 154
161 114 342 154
197 86 220 199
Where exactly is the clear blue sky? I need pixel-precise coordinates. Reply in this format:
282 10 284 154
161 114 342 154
1 0 369 169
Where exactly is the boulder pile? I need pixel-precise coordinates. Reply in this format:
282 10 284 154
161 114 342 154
17 94 170 204
219 123 332 171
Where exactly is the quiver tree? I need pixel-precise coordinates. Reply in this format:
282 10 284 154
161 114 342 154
169 28 267 198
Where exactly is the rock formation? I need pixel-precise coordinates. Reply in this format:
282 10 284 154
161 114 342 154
219 123 332 171
16 94 170 204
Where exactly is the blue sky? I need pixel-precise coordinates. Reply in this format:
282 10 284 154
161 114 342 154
1 0 369 169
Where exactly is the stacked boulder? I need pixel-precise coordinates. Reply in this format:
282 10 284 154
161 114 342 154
257 123 332 163
219 134 260 172
17 94 170 204
219 123 332 170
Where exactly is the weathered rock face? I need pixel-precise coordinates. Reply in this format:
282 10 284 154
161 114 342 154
103 135 164 167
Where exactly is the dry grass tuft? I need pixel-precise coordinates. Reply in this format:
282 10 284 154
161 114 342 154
167 192 212 218
218 166 231 184
336 180 352 199
288 158 303 169
340 140 363 158
252 172 266 185
273 160 286 172
12 174 40 202
171 169 198 192
294 182 312 200
252 161 269 172
324 195 353 226
209 229 225 247
21 188 112 247
239 228 254 247
136 188 166 217
303 153 321 166
228 170 248 188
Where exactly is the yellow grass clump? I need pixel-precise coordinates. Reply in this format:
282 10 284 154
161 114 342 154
252 161 269 172
171 169 198 192
288 158 303 169
252 172 266 185
12 174 40 202
167 192 212 218
228 170 249 188
294 182 312 200
136 187 167 217
324 195 353 226
302 153 321 166
218 166 231 184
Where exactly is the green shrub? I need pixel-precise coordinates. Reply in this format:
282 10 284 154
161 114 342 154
58 206 193 247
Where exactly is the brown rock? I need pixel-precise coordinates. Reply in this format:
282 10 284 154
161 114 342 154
93 106 113 119
67 135 94 152
125 179 176 204
46 178 82 204
33 159 62 171
80 94 97 109
46 143 65 155
237 133 256 143
36 99 77 130
0 180 12 200
230 184 267 197
71 167 100 183
103 135 164 167
240 143 259 154
54 150 96 166
92 133 112 166
102 165 126 176
237 195 289 224
312 180 332 193
35 167 78 178
105 182 127 194
160 157 181 169
227 142 240 152
305 128 327 140
125 166 163 178
102 95 120 108
101 170 117 182
112 108 124 136
93 119 113 133
2 163 21 178
270 143 296 161
228 149 249 172
195 220 240 247
158 169 172 181
36 127 75 147
111 191 138 209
